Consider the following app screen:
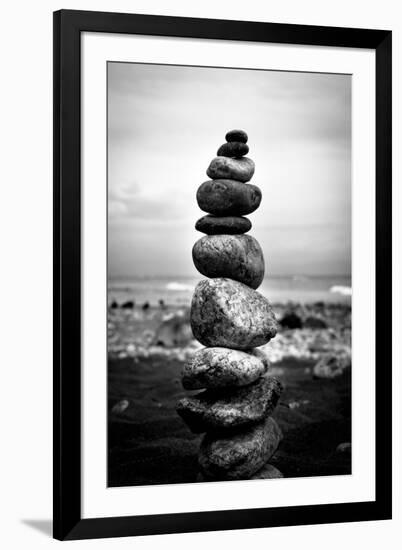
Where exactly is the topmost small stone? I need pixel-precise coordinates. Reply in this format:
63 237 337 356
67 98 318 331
226 129 248 144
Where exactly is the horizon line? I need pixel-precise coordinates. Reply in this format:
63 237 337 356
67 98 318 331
108 273 352 280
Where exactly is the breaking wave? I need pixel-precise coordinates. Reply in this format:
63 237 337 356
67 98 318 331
330 285 352 296
166 281 195 292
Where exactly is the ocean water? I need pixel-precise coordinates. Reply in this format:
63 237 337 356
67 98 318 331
108 275 352 307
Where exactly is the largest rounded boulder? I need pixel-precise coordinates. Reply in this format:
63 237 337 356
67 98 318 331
190 278 278 349
192 234 265 289
197 179 262 216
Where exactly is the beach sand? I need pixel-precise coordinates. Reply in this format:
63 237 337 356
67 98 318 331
108 301 351 487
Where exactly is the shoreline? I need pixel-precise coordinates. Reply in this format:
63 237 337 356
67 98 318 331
108 299 351 487
108 275 352 310
108 300 351 365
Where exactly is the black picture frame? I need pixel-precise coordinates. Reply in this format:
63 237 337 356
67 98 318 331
53 9 392 541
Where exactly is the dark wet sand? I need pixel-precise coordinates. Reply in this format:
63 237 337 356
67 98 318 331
108 355 351 487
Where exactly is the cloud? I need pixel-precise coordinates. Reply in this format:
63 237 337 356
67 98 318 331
107 62 351 277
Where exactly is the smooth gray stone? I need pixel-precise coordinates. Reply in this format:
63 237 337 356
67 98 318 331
199 417 283 480
217 142 249 158
182 347 267 390
197 179 262 216
207 157 255 183
225 129 248 143
195 215 252 235
192 234 265 289
176 375 283 433
250 463 284 479
190 278 278 350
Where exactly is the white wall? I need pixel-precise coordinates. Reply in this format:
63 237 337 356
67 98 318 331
0 0 400 548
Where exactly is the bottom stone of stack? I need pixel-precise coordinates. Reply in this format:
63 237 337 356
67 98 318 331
196 463 283 482
249 463 283 479
198 416 282 480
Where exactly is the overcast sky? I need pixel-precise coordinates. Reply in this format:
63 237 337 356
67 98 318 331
108 62 351 279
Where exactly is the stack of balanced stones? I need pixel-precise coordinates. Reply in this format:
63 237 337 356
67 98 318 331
177 129 284 481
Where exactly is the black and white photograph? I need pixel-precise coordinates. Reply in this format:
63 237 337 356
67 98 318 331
107 61 352 487
0 1 396 545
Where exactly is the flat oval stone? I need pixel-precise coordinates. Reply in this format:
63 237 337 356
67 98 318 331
225 129 248 143
250 463 284 479
217 142 249 158
197 179 262 216
182 347 268 390
195 215 252 235
199 416 282 480
191 278 278 349
177 375 283 433
207 157 255 182
192 234 265 289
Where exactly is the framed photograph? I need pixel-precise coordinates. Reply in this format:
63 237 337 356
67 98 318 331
53 9 392 540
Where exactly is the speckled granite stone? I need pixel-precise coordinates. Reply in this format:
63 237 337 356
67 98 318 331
176 375 282 433
181 347 267 390
190 278 278 349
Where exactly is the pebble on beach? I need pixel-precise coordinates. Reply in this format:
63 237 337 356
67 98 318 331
195 215 252 235
182 347 267 390
197 179 262 216
207 156 255 183
111 399 130 415
199 416 283 480
190 278 279 350
313 353 351 379
192 234 265 289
